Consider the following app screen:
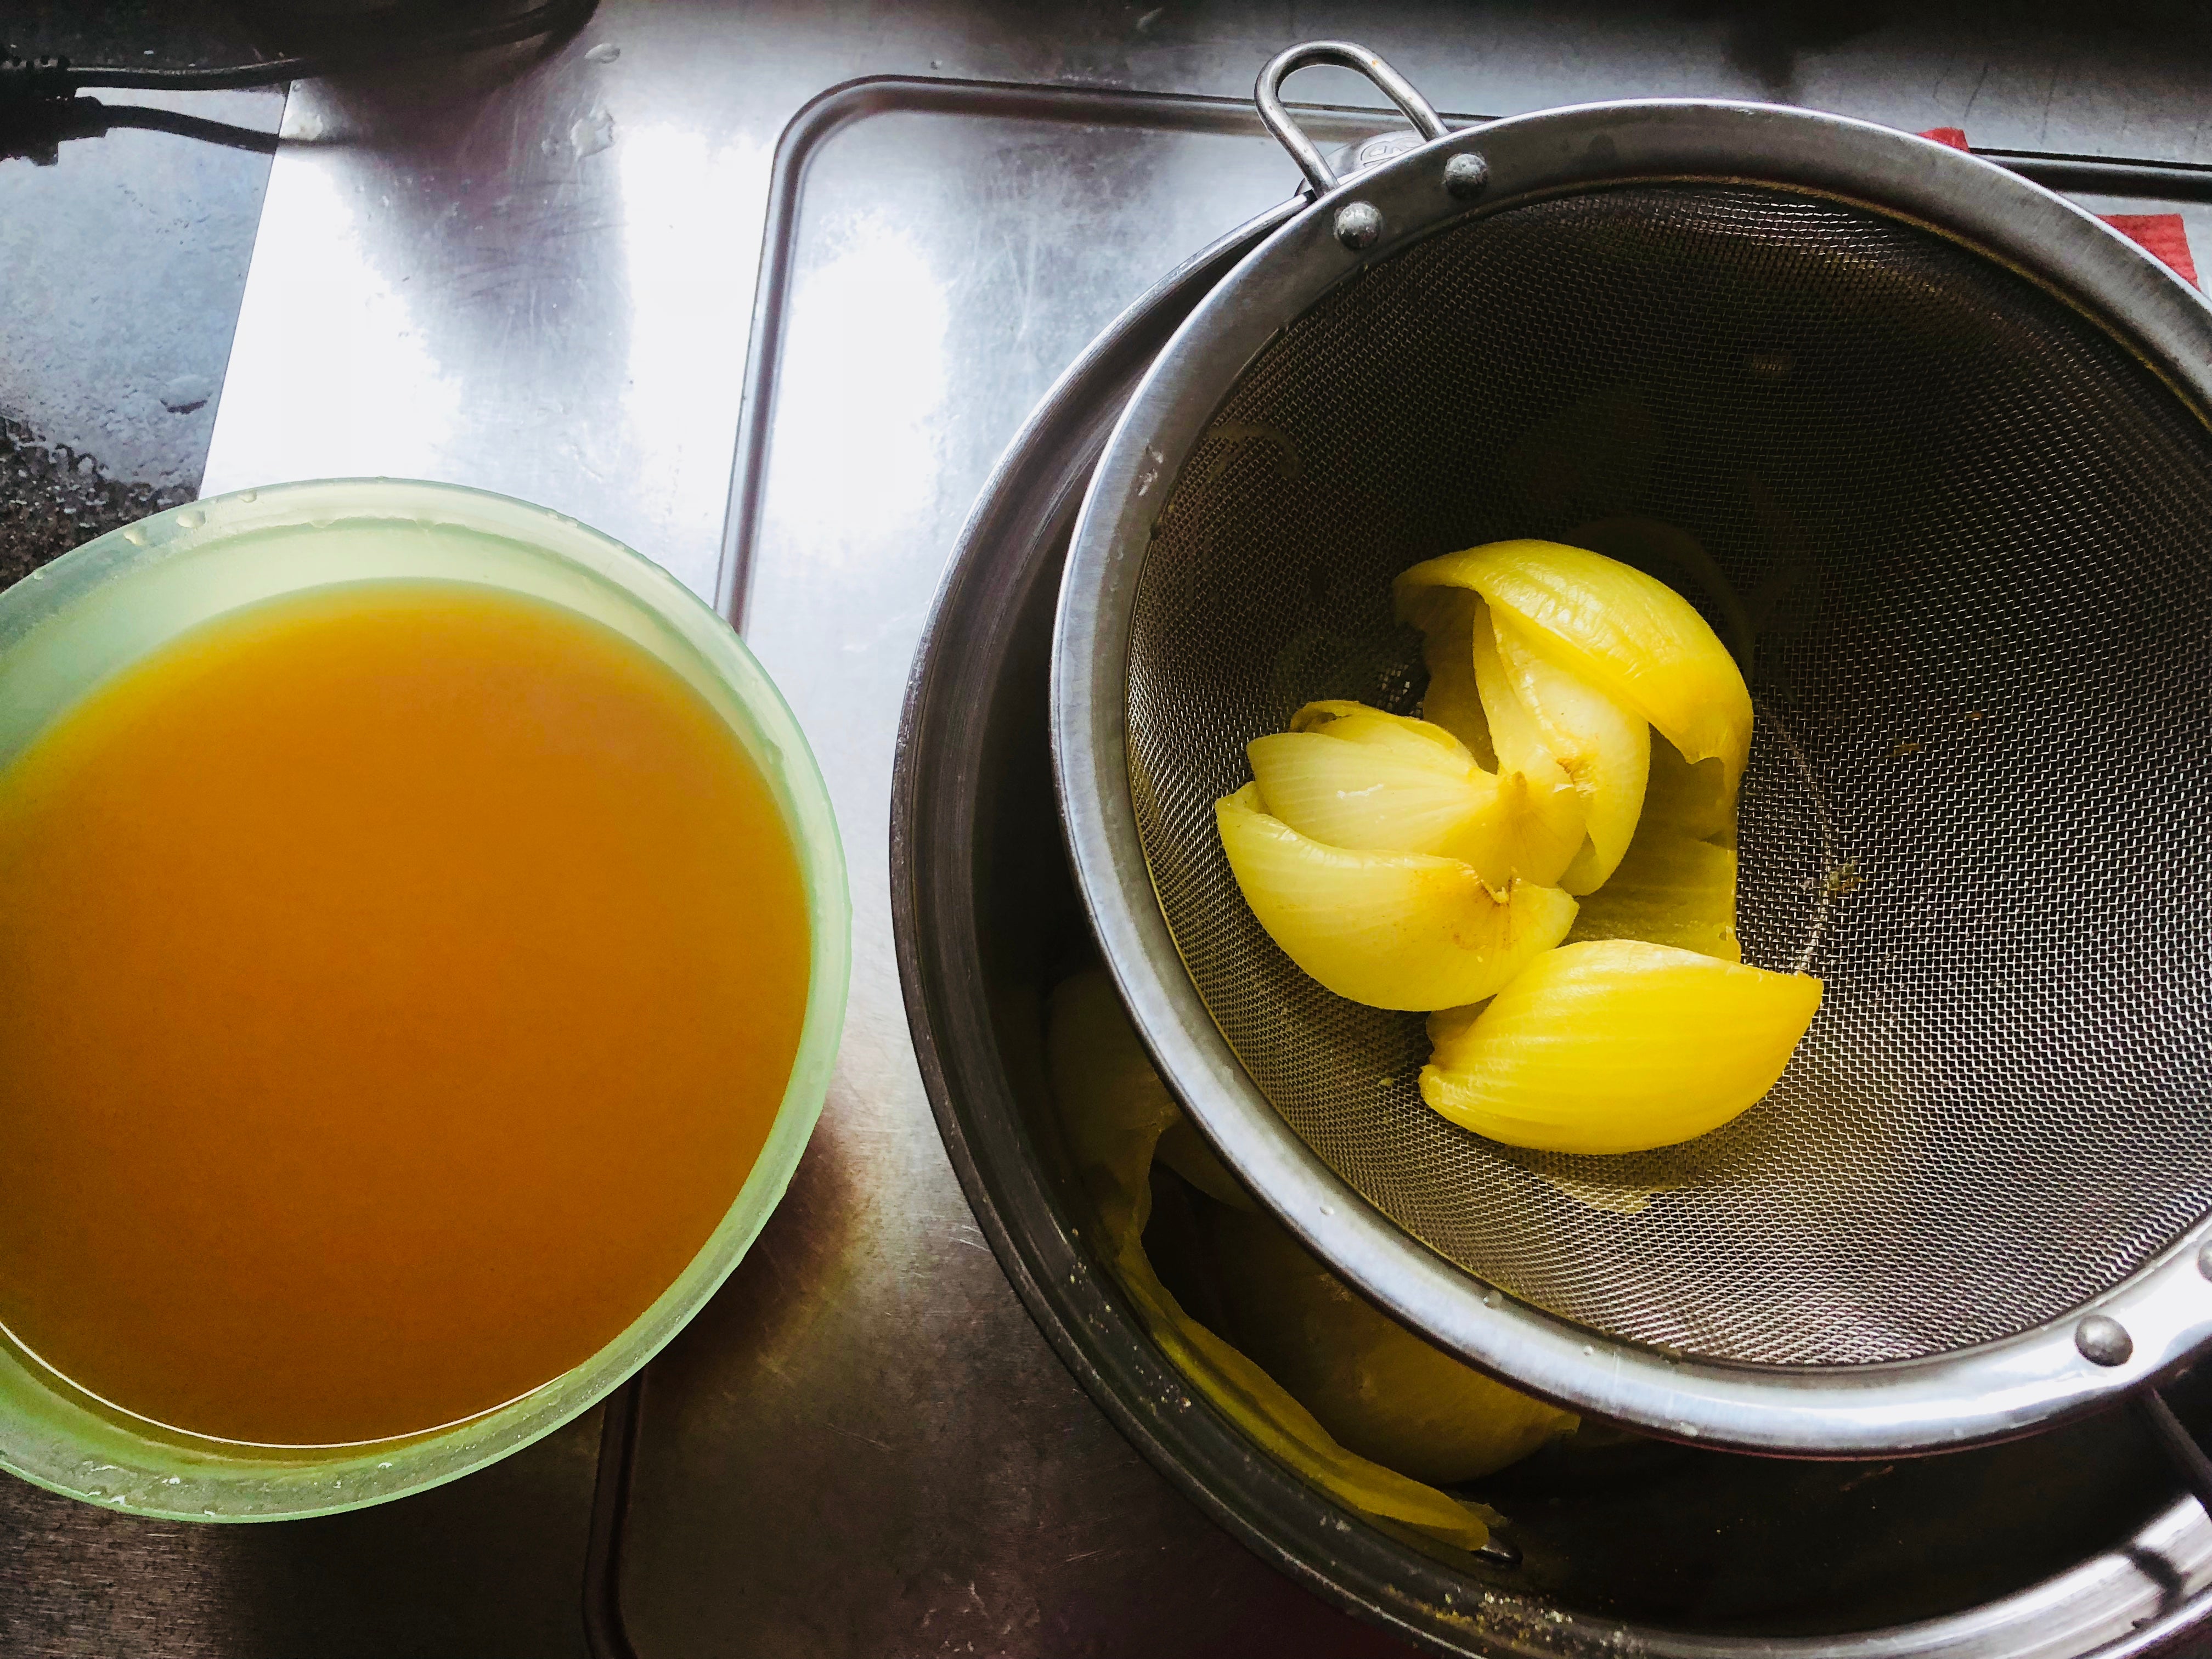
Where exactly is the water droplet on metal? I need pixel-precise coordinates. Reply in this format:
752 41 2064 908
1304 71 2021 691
585 42 620 63
160 375 213 414
569 108 615 159
174 508 205 529
236 489 257 504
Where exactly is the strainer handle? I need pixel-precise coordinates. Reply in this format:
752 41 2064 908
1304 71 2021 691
1255 40 1448 195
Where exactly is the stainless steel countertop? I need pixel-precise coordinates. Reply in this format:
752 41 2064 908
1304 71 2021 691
10 3 2212 1653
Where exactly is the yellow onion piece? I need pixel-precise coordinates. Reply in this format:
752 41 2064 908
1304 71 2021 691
1204 1204 1577 1484
1641 730 1731 847
1397 540 1751 789
1216 783 1576 1011
1404 589 1496 768
1399 592 1587 887
1249 727 1496 863
1425 1000 1488 1056
1463 603 1589 887
1466 599 1566 787
1490 612 1650 895
1421 939 1820 1152
1565 831 1740 962
1288 699 1471 763
1252 703 1572 887
1283 703 1486 778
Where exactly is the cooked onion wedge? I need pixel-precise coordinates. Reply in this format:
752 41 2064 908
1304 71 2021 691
1287 699 1471 762
1640 729 1734 845
1420 939 1820 1152
1425 999 1488 1057
1402 588 1495 768
1250 727 1494 863
1568 729 1739 957
1489 612 1649 895
1252 702 1572 888
1397 539 1751 791
1467 601 1572 797
1462 605 1589 887
1400 591 1601 890
1216 783 1577 1011
1565 831 1740 962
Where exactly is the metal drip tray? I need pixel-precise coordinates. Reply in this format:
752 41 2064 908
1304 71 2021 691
14 4 2212 1652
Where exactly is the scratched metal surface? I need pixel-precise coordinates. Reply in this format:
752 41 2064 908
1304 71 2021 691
612 89 1418 1659
0 67 282 598
7 1 2212 1655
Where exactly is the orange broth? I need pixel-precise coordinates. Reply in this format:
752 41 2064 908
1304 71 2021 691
0 580 809 1445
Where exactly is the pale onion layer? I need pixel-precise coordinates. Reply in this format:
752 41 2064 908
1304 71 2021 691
1564 831 1740 962
1215 783 1577 1011
1490 611 1649 895
1397 539 1751 790
1254 702 1574 888
1420 939 1819 1152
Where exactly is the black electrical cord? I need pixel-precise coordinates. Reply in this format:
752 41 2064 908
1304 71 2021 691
0 96 283 165
0 0 595 108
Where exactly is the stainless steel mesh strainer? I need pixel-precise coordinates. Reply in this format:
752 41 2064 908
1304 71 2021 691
1052 44 2212 1455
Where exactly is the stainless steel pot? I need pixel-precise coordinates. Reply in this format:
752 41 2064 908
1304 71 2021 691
893 174 2212 1659
896 41 2212 1656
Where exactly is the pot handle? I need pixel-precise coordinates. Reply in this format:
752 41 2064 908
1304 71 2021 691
1255 41 1447 195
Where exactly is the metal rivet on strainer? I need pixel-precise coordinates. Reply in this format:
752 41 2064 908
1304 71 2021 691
2076 1316 2134 1367
1442 151 1489 199
2199 1239 2212 1279
1333 201 1382 250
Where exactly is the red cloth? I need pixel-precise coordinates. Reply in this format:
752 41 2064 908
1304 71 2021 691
2099 213 2200 286
1919 127 2198 287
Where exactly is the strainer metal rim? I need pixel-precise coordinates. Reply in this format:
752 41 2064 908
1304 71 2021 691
1051 95 2212 1457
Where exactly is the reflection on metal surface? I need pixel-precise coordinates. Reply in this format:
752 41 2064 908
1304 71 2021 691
195 4 2212 598
202 33 765 602
215 153 464 479
609 117 761 588
771 219 950 551
624 76 1423 1659
0 87 282 496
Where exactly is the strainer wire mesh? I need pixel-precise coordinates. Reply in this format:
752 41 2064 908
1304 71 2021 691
1126 182 2212 1367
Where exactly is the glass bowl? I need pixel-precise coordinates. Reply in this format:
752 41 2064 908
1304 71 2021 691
0 478 850 1521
